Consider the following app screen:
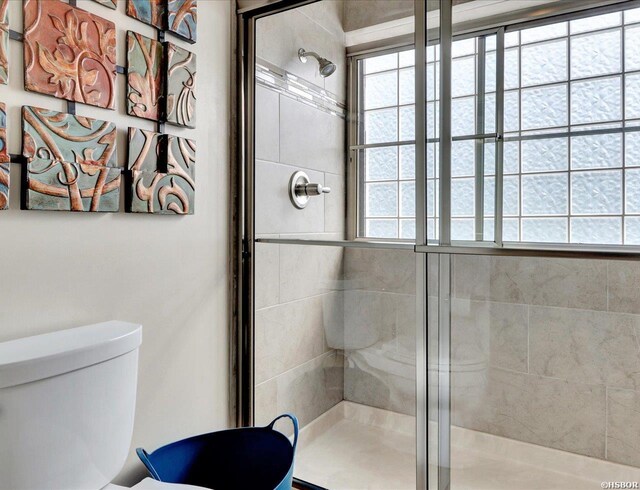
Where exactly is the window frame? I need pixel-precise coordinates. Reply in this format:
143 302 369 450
349 0 640 251
348 44 418 243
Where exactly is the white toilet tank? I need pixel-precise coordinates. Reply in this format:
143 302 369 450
0 321 142 490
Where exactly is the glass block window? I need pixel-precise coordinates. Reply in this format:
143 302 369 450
503 8 640 245
358 49 416 240
357 40 495 241
420 37 497 242
353 5 640 246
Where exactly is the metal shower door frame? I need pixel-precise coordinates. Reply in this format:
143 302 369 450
234 1 431 489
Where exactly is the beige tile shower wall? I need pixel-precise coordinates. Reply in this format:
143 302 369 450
254 87 346 237
254 1 347 429
0 1 229 486
254 244 345 428
254 0 346 239
450 255 640 468
342 248 417 416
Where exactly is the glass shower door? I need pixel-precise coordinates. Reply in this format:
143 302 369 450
424 2 640 490
250 1 420 488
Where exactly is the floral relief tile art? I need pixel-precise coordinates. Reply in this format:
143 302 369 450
127 127 195 215
166 133 195 181
25 160 121 212
126 0 197 43
165 42 196 128
0 102 8 210
0 0 8 85
22 106 118 167
92 0 118 9
167 0 197 43
22 106 120 212
126 0 164 30
24 0 117 109
127 127 164 173
0 161 8 210
0 102 8 164
127 31 164 121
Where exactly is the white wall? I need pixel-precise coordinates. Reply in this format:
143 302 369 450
0 0 230 484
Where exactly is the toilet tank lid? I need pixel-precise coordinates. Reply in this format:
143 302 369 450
0 321 142 389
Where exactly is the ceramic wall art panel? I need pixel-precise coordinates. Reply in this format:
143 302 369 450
127 31 164 121
23 0 117 109
165 42 196 128
126 0 164 29
0 102 8 209
25 160 121 212
127 132 195 215
127 127 163 172
0 162 8 210
0 0 8 85
127 0 197 43
167 0 197 43
166 133 195 180
0 102 8 164
129 169 194 215
92 0 118 9
22 106 118 167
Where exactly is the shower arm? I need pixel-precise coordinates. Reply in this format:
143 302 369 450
298 49 322 63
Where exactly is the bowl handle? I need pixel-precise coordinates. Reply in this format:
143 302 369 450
268 413 299 451
136 447 162 481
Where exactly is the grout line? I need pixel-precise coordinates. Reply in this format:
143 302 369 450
491 363 614 387
257 349 339 386
277 242 281 305
255 290 340 312
527 303 530 374
605 385 609 460
606 261 610 311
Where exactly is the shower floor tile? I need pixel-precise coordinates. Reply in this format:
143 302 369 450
295 401 640 490
295 402 416 489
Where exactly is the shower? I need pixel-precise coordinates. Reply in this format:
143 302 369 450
297 48 336 77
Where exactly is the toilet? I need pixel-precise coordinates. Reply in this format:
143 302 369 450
0 321 207 490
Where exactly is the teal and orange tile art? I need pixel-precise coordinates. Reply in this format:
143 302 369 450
0 0 8 85
127 31 164 121
22 106 118 167
22 106 120 212
165 42 196 128
167 0 197 43
127 128 195 215
0 102 9 210
24 0 116 109
25 160 121 212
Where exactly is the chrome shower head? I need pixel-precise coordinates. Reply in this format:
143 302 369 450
298 48 337 78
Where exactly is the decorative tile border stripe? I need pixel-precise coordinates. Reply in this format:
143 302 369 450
256 58 346 119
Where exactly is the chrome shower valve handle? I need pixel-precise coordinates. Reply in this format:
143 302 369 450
298 182 331 196
289 171 331 209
